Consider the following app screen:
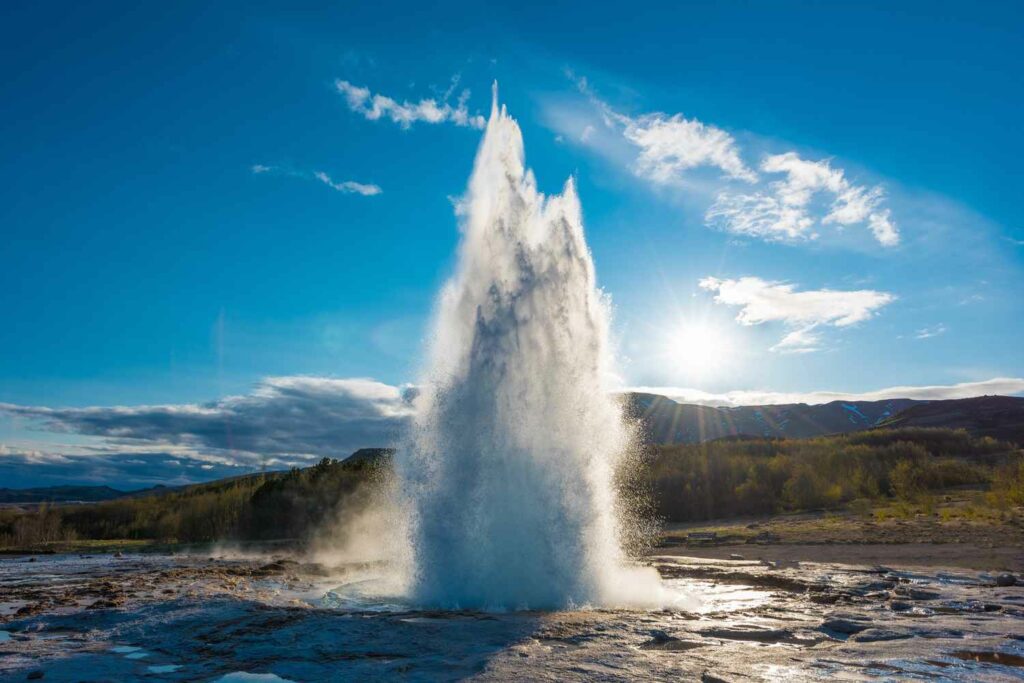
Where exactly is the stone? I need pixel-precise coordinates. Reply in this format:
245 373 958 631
729 553 745 560
994 574 1017 587
821 618 868 635
852 629 912 643
640 629 704 651
895 586 940 600
702 673 731 683
649 629 672 643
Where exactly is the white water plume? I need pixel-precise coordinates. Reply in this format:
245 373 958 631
397 85 670 610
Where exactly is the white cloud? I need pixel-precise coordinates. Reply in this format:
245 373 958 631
314 171 382 196
336 79 485 130
700 276 894 352
769 325 822 354
250 164 272 174
631 377 1024 407
559 76 897 248
569 75 756 184
916 323 948 339
621 113 757 184
1 376 414 463
700 276 895 327
707 152 899 246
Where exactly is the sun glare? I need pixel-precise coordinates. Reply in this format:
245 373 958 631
665 323 733 377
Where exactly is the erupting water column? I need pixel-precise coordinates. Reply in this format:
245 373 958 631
399 86 662 610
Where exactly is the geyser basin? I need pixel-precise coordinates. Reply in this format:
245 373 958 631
396 86 666 611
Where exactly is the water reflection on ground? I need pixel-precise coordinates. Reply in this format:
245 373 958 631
1 552 1022 681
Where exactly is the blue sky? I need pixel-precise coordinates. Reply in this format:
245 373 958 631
2 1 1022 487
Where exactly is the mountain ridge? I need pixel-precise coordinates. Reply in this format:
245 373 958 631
4 394 1021 502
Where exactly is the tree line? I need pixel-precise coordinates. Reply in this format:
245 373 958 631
1 427 1022 548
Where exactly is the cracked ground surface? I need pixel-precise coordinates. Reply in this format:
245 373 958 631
1 552 1022 681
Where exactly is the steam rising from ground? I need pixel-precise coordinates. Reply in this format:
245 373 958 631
394 87 672 610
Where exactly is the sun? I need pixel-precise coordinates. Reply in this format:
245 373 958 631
664 322 733 377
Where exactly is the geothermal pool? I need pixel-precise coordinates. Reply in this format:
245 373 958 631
2 552 1023 681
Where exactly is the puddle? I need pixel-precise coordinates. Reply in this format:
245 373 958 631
147 664 182 673
949 650 1024 667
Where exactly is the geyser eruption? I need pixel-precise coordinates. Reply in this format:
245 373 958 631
399 87 662 610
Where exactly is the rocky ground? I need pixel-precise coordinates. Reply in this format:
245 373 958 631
0 549 1022 681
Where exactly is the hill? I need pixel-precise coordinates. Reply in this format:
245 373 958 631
626 393 920 443
877 395 1024 444
0 485 127 504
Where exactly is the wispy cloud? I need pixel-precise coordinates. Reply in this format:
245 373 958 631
631 377 1024 407
572 75 756 184
707 152 898 246
336 79 485 130
916 323 948 339
252 165 381 196
314 171 382 196
552 75 899 248
699 276 895 352
769 325 823 354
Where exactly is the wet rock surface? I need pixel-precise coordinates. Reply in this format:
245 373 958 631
0 553 1022 681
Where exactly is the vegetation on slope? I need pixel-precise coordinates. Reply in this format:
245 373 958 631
647 427 1023 522
1 427 1021 549
0 457 384 548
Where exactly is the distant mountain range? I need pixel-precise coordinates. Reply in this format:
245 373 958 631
625 393 920 443
0 484 177 505
3 395 1021 503
624 393 1024 445
0 485 129 504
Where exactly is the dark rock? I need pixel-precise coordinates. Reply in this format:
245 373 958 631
994 573 1017 587
889 600 912 612
698 626 816 645
649 629 672 643
27 672 44 680
855 580 898 593
821 618 868 635
851 629 912 643
640 634 704 651
702 673 731 683
894 586 940 600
